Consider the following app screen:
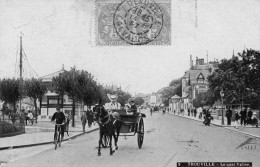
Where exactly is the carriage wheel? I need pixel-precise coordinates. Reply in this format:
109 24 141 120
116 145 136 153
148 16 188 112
102 134 110 148
137 118 144 149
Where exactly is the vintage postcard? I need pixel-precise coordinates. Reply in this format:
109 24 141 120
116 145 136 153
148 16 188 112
0 0 260 167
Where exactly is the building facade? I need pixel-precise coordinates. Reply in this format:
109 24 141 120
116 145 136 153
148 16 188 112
181 55 219 112
39 66 84 121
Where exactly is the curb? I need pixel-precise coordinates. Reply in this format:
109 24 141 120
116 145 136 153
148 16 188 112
169 113 260 139
0 127 99 151
0 131 25 138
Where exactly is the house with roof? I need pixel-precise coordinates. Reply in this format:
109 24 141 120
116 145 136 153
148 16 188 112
169 55 219 114
181 55 219 112
39 65 84 121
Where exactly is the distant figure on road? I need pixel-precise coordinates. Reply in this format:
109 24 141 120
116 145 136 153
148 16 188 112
240 107 247 126
234 110 240 129
226 107 232 125
86 106 93 128
64 112 70 136
197 107 203 119
27 110 34 125
203 109 213 126
150 107 153 116
202 107 206 119
81 111 87 133
193 107 197 118
246 108 253 125
188 108 190 116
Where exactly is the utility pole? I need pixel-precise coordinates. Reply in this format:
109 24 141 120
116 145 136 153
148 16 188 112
19 34 23 113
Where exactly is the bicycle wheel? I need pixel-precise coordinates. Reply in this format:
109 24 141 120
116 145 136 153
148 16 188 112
58 132 62 147
54 133 58 150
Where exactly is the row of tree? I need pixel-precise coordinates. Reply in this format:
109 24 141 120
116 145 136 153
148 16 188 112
206 49 260 109
183 49 260 109
158 78 182 106
0 68 133 126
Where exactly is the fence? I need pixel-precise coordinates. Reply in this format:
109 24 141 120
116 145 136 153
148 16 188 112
0 111 25 137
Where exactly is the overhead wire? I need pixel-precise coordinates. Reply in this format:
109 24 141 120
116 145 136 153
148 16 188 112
22 48 39 78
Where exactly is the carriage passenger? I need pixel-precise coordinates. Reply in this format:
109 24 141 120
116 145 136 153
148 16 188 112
129 99 137 115
105 94 121 113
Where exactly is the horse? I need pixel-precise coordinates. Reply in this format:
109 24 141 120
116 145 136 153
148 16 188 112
93 105 121 156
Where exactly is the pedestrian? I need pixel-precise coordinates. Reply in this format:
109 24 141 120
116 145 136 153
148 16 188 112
203 109 213 126
191 108 194 116
64 112 70 136
234 110 240 129
226 107 232 125
188 107 190 116
202 107 206 119
27 110 34 125
239 107 247 126
150 107 152 116
81 111 87 132
193 107 197 118
174 109 176 115
246 108 253 125
86 106 93 128
198 107 203 119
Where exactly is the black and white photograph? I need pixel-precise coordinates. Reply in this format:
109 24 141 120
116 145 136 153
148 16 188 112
0 0 260 167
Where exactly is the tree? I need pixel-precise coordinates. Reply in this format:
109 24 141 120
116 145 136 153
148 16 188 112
169 79 182 97
0 78 21 116
193 90 217 108
208 49 260 108
52 68 100 127
24 78 47 123
134 97 145 106
158 86 176 106
157 78 182 107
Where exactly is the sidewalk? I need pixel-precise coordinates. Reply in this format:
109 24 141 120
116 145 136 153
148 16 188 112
0 121 98 150
169 112 260 138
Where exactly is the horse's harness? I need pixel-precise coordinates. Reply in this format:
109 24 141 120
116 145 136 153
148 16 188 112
95 106 111 127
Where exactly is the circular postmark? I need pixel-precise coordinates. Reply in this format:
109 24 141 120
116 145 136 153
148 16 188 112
113 0 163 45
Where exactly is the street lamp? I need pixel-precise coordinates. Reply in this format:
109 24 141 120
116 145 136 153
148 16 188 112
220 90 225 125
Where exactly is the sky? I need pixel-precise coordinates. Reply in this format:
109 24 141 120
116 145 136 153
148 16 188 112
0 0 260 95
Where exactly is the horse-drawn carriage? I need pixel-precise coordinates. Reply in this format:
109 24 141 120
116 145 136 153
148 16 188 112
101 109 145 149
94 94 146 156
103 109 146 149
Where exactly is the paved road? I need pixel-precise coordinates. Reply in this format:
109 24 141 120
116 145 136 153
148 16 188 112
3 109 260 167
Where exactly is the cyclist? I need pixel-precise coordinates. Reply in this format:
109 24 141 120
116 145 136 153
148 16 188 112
51 107 66 141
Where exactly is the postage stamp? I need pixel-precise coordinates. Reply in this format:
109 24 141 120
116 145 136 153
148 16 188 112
95 0 171 46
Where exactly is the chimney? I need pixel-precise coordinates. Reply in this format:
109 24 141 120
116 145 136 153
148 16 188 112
62 64 65 70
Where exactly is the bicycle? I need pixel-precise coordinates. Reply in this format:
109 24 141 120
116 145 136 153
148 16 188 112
54 123 65 150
